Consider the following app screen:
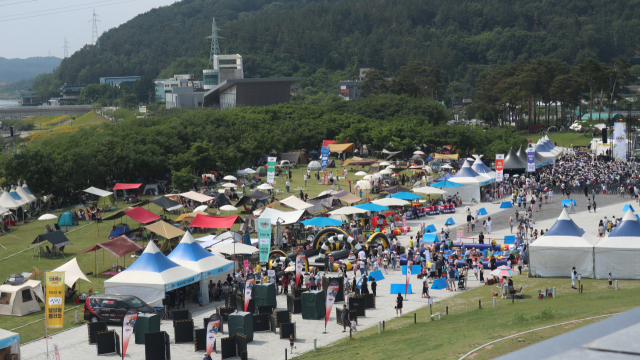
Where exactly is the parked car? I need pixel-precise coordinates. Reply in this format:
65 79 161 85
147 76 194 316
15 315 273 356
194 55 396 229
84 294 155 323
276 160 293 169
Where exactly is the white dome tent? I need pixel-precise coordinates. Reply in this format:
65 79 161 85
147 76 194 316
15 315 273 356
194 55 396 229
471 157 495 179
529 210 599 278
448 161 494 203
594 210 640 279
307 161 322 171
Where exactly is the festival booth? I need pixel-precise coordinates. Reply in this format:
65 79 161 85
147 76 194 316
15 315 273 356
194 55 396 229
112 183 142 199
145 220 185 252
189 214 241 230
529 210 599 278
16 183 36 203
104 241 200 307
258 208 306 225
78 236 143 277
534 139 556 159
542 135 563 156
502 148 527 172
279 196 315 211
0 280 43 316
447 161 493 203
0 328 20 359
515 146 528 165
594 210 640 279
179 191 214 206
533 147 554 168
471 158 495 179
167 232 234 305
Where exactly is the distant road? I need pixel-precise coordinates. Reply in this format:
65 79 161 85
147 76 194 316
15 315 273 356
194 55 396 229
0 105 92 118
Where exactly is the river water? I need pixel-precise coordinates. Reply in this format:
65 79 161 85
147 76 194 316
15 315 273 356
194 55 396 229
0 99 19 108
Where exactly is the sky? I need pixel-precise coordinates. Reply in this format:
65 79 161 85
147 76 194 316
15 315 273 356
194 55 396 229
0 0 179 59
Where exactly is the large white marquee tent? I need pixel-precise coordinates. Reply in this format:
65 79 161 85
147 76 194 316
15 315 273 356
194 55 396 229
447 161 494 203
594 210 640 279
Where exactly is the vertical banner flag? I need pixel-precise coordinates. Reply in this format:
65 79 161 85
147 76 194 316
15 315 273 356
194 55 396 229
613 122 627 161
402 215 407 234
267 157 276 184
54 344 61 360
323 172 329 185
495 154 504 182
258 217 271 263
121 308 138 359
321 146 330 169
406 260 413 296
527 148 535 172
206 314 221 355
295 250 306 288
244 273 255 311
325 279 340 330
45 272 65 329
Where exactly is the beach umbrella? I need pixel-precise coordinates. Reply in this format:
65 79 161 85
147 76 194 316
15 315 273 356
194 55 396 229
223 175 237 181
257 184 273 190
301 217 344 227
222 183 237 188
355 171 368 176
38 214 58 220
194 205 208 212
490 265 517 277
363 175 373 180
386 165 396 169
379 169 393 175
441 164 453 169
243 168 256 174
220 205 238 215
379 161 391 166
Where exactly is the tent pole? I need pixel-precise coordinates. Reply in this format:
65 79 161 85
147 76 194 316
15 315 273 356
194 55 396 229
95 249 98 279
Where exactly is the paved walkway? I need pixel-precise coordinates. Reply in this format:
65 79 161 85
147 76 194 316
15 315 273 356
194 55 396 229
20 192 634 360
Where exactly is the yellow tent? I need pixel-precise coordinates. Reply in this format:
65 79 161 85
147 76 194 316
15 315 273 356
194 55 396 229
329 143 354 153
145 220 185 239
433 153 459 160
175 211 208 222
342 156 363 167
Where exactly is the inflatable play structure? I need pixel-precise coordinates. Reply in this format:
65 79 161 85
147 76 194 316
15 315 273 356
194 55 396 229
267 250 309 272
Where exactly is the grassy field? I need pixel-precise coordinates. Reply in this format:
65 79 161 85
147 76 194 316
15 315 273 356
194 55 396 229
527 131 595 147
24 111 108 144
297 274 639 360
0 162 420 342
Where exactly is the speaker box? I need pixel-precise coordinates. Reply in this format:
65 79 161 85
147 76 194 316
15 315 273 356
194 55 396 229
286 294 301 314
270 314 278 334
144 331 170 360
172 309 191 324
174 319 194 343
279 322 296 339
293 288 307 298
603 128 608 144
204 317 224 334
273 310 291 328
225 293 235 309
220 336 236 360
253 313 270 332
255 305 275 315
96 330 121 356
336 308 358 326
323 277 344 302
235 295 255 314
364 293 376 309
348 295 366 317
236 334 248 355
194 329 206 352
87 322 108 344
217 307 235 323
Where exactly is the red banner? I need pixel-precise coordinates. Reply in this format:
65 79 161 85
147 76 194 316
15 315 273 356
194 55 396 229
121 308 138 359
406 260 413 296
244 273 255 312
296 250 306 288
324 280 340 329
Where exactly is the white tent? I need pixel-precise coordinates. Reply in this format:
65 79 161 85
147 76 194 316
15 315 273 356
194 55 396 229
258 208 306 225
0 280 43 316
448 161 493 203
179 191 214 203
279 196 314 210
329 206 367 215
356 180 372 190
52 257 91 288
0 189 22 210
83 187 113 198
530 210 600 278
14 185 34 204
594 210 640 279
209 242 258 256
104 241 201 306
307 161 322 171
372 198 410 207
0 328 20 356
471 158 496 179
535 139 556 158
412 186 447 195
8 186 29 207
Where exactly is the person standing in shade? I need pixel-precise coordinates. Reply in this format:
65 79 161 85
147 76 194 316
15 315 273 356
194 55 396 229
478 231 485 244
341 304 350 332
371 278 377 297
395 292 403 317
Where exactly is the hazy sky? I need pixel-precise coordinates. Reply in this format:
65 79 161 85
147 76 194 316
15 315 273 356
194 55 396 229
0 0 179 59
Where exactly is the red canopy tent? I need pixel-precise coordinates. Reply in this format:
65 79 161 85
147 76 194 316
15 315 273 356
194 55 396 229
77 236 143 278
322 140 336 148
122 207 160 224
113 183 143 190
189 214 240 229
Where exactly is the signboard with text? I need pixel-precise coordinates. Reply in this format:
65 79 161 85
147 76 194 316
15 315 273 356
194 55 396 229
258 217 271 263
495 154 504 182
321 146 330 169
267 157 276 184
527 149 535 172
45 272 65 329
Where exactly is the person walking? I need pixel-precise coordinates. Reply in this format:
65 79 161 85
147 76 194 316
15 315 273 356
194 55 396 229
586 198 592 213
395 292 403 317
487 217 493 234
286 179 290 193
289 334 297 354
508 216 514 233
447 267 457 291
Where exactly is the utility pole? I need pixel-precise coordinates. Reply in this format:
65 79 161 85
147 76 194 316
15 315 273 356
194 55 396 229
205 17 223 67
47 50 53 72
61 38 69 58
90 9 101 47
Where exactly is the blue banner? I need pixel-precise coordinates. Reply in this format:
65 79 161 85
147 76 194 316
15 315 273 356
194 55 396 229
164 274 202 292
321 146 330 169
202 262 234 279
527 150 535 172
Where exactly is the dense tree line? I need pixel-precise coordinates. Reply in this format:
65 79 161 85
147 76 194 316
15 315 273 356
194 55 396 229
0 95 525 198
472 57 635 128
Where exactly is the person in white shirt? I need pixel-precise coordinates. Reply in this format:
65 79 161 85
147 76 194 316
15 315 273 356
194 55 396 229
358 250 366 260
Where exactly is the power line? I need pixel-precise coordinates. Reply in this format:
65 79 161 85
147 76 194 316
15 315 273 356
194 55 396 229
0 0 140 21
0 0 37 7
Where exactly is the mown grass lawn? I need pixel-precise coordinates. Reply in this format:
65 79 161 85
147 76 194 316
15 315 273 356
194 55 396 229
527 132 595 147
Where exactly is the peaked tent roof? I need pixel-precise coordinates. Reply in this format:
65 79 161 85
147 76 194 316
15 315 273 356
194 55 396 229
430 180 464 188
77 236 143 257
167 232 233 275
150 196 182 211
503 148 527 170
8 187 29 206
609 210 640 237
452 161 494 185
354 203 390 212
544 210 585 237
0 190 22 210
516 146 528 164
279 196 314 210
189 214 241 229
145 220 185 239
179 191 214 203
22 182 35 197
471 158 496 178
123 241 182 273
52 257 91 287
84 187 113 197
435 173 453 182
113 183 143 190
122 207 161 224
13 186 34 204
30 231 73 248
258 208 306 225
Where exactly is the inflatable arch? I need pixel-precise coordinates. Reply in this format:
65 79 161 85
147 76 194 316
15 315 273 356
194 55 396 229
317 234 361 259
312 227 348 251
267 250 309 272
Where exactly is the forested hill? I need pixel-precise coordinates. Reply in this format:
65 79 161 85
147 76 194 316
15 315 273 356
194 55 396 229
57 0 640 86
0 57 61 84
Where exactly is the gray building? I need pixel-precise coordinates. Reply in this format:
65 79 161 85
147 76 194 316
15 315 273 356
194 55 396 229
202 77 301 110
166 86 206 109
339 81 364 101
100 76 141 87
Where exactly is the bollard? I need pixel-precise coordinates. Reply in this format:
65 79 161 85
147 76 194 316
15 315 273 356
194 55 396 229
553 287 556 298
512 294 515 304
383 321 385 331
378 322 381 334
285 349 288 360
616 280 619 291
493 297 496 308
446 306 448 315
75 310 78 323
350 327 352 339
429 304 432 315
479 300 481 309
580 284 583 294
313 338 317 352
414 313 416 323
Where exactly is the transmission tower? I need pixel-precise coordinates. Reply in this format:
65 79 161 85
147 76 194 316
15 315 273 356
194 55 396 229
89 9 101 47
205 17 222 66
62 38 69 58
47 50 53 72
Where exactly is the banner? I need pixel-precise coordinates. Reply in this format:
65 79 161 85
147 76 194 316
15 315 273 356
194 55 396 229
405 260 412 296
402 215 407 234
54 344 61 360
244 273 255 312
121 308 138 359
206 314 221 354
164 273 201 292
613 122 627 161
495 154 504 182
45 272 65 329
295 250 306 288
267 270 276 284
257 217 271 263
324 279 340 329
267 157 276 184
321 146 330 169
323 173 329 185
527 148 535 172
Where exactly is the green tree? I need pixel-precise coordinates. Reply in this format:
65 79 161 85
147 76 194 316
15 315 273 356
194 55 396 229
172 167 196 192
120 94 138 109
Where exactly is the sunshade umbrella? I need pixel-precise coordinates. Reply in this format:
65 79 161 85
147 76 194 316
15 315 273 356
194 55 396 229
363 175 373 180
414 151 425 155
257 184 273 190
441 164 453 169
379 161 391 166
217 189 227 193
372 198 410 207
379 169 393 175
243 168 256 174
355 171 368 176
223 183 237 188
223 175 237 181
220 205 238 215
38 214 58 220
412 187 447 195
386 165 396 169
490 265 518 277
194 205 208 212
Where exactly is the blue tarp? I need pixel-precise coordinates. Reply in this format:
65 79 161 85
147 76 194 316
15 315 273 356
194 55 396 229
401 265 422 275
425 224 437 233
368 270 385 281
390 283 412 294
354 203 390 212
423 233 439 243
435 173 453 182
561 199 577 207
477 208 488 215
500 202 514 209
431 180 464 188
108 225 131 238
301 217 344 227
389 192 421 200
430 278 447 290
445 217 455 225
